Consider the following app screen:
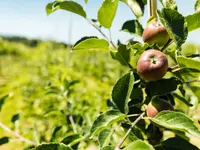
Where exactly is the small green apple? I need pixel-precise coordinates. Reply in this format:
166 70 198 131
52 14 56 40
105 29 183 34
136 49 168 81
142 22 169 47
146 99 174 118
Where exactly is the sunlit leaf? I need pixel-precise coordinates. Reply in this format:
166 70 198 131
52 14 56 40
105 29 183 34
90 110 126 137
46 1 86 18
177 56 200 71
98 0 119 28
98 129 112 148
124 140 155 150
151 111 200 138
186 12 200 32
73 37 109 51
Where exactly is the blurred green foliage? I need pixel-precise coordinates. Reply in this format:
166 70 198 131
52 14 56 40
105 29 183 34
0 36 126 149
0 36 199 149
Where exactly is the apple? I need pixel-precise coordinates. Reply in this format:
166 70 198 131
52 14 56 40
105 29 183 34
142 22 169 47
146 99 174 118
136 49 168 81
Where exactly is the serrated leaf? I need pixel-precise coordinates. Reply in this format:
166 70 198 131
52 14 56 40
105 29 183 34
98 129 112 148
159 0 177 10
177 56 200 71
158 8 188 48
186 12 200 32
124 140 155 150
195 0 200 12
100 146 115 150
46 1 86 18
145 78 179 97
112 72 135 114
121 20 143 36
72 37 109 51
98 0 119 28
0 137 9 146
151 111 200 138
90 110 126 137
110 44 130 66
160 137 199 150
31 143 72 150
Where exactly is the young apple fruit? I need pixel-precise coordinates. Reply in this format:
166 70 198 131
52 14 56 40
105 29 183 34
146 99 174 118
142 22 169 47
136 49 168 81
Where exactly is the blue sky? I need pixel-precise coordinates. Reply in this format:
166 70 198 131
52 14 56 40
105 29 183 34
0 0 199 44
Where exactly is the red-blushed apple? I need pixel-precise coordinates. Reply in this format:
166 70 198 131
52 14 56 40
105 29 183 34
146 99 174 118
136 49 168 81
142 22 169 47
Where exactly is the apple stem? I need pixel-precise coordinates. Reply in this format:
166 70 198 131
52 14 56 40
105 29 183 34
114 112 145 150
148 0 157 19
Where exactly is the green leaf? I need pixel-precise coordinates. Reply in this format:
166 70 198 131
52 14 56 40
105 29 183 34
98 0 119 28
151 111 200 138
110 44 130 66
145 78 179 97
0 137 9 146
46 1 86 18
50 126 62 142
100 146 115 150
121 20 143 36
127 41 147 55
72 37 109 51
11 113 20 123
31 143 72 150
46 2 57 15
0 94 9 111
112 72 135 114
61 134 82 147
123 140 155 150
98 129 112 148
177 56 200 71
195 0 200 12
172 68 200 82
121 0 145 18
186 12 200 32
159 0 177 10
158 8 188 48
90 110 126 137
160 137 199 150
